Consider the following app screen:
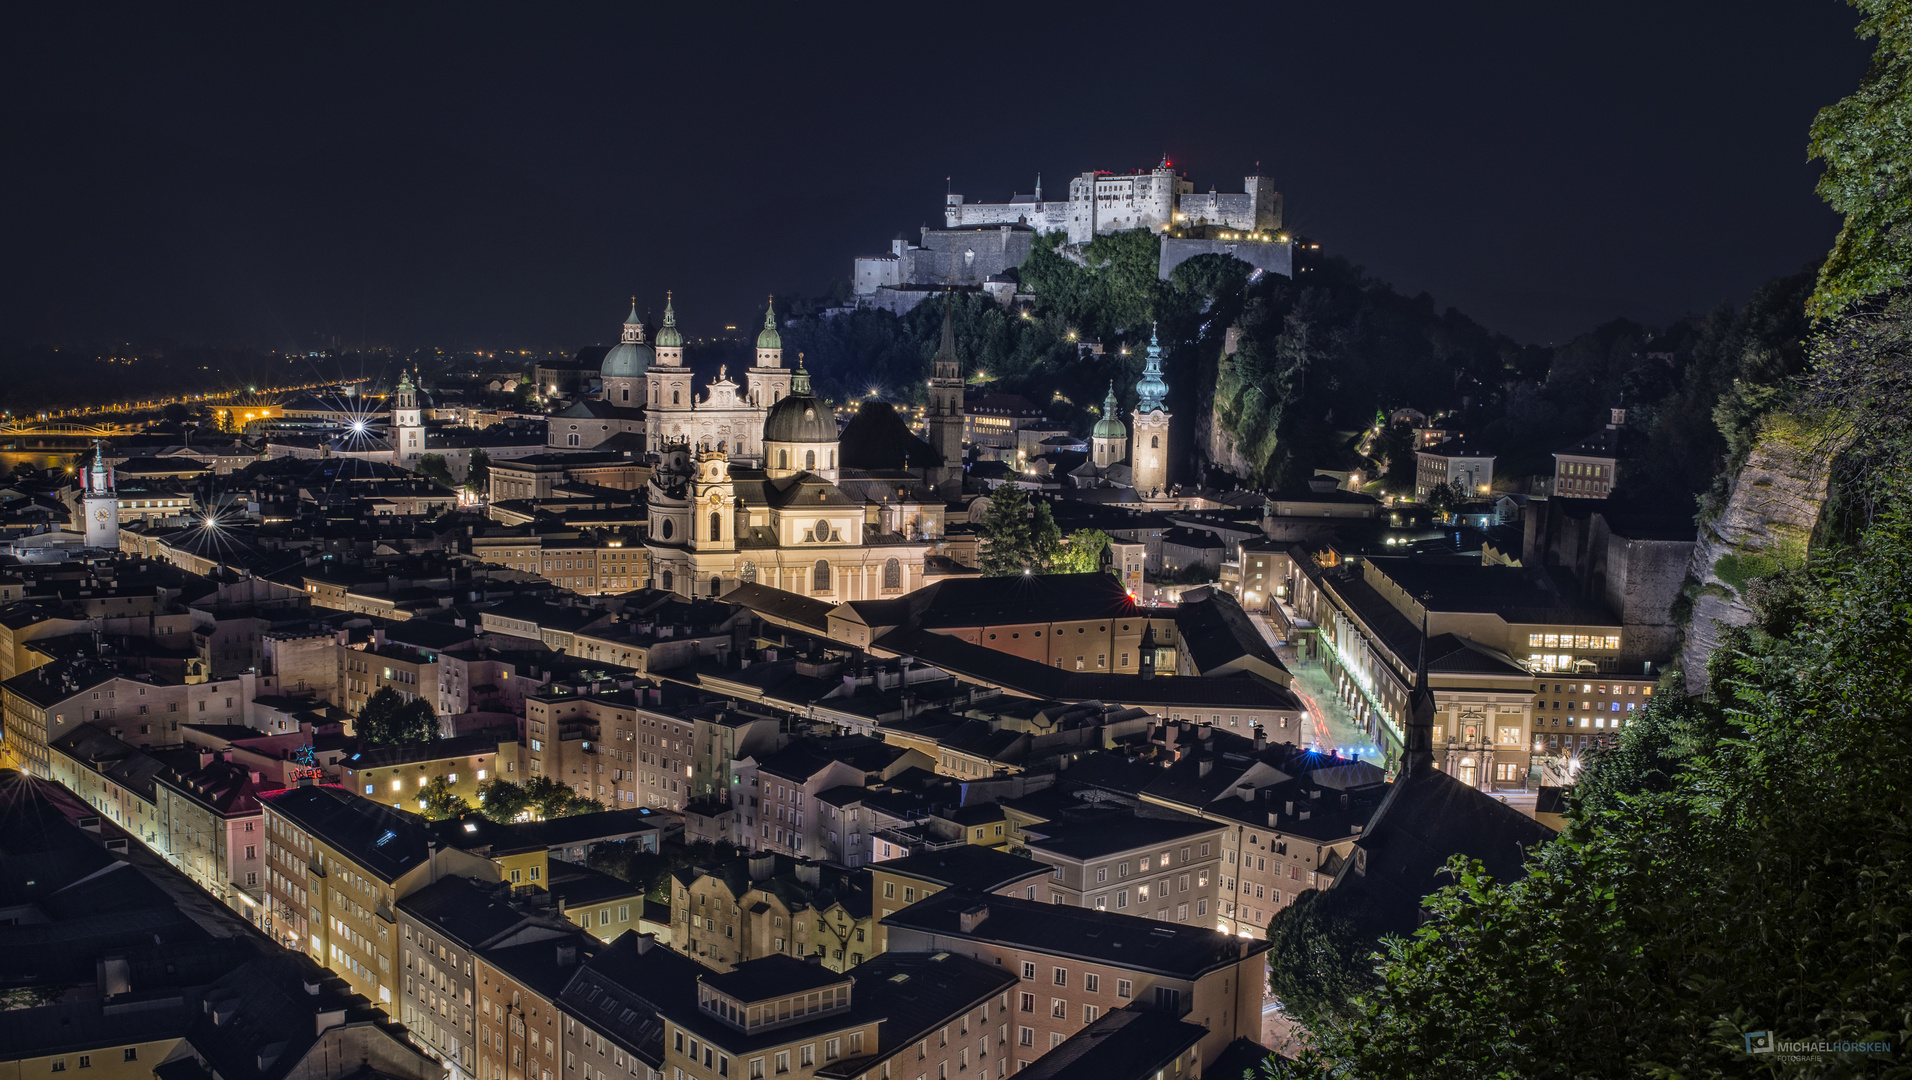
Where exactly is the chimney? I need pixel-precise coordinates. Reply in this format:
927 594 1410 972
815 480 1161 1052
959 904 989 934
795 861 821 888
1253 725 1267 752
556 943 578 967
1197 759 1212 779
1285 801 1294 816
748 852 776 882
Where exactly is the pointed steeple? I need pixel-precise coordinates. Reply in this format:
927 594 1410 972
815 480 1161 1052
1092 382 1126 439
791 354 811 396
934 290 961 380
756 296 782 351
1404 600 1437 778
656 291 683 349
1135 322 1169 414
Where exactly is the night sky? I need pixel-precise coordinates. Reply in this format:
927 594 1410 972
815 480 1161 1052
0 2 1871 351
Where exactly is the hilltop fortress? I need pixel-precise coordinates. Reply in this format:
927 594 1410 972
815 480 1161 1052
945 157 1281 243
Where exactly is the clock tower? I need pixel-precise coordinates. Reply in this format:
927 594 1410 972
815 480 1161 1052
81 442 119 551
1130 325 1172 498
690 442 736 557
392 370 425 468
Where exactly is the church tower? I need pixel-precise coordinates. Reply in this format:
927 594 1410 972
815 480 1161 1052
690 441 736 566
1091 382 1128 468
1404 609 1438 780
747 297 792 409
655 292 684 366
1130 325 1172 497
926 292 967 497
80 442 119 551
392 370 425 468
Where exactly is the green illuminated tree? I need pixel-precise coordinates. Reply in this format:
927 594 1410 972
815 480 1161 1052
465 448 491 493
477 777 530 822
1808 0 1912 317
415 453 455 489
417 777 470 821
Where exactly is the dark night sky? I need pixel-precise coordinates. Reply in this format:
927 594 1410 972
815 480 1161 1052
0 2 1872 352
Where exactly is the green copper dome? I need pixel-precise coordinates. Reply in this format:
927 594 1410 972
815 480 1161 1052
756 299 782 351
655 292 683 349
1134 324 1169 414
1092 383 1127 438
601 300 653 378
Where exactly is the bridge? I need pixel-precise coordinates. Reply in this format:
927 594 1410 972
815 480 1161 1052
0 421 136 437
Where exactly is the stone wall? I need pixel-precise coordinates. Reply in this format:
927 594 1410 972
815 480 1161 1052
1159 238 1293 281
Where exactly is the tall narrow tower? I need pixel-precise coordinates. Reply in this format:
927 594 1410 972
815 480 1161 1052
1130 325 1172 497
81 442 119 551
747 297 792 409
926 292 967 497
1091 382 1128 468
392 370 424 468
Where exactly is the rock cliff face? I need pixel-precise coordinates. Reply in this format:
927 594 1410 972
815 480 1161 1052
1681 420 1839 694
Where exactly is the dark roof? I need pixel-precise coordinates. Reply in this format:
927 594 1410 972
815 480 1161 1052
1023 814 1220 860
883 891 1268 978
1345 767 1557 935
1418 438 1493 459
557 934 704 1067
0 995 196 1058
872 845 1051 892
507 807 663 848
909 572 1139 629
485 933 602 1001
838 400 943 470
816 952 1020 1079
701 953 847 1002
397 875 541 948
181 950 420 1080
340 733 504 771
1173 588 1289 679
258 784 436 883
1010 1006 1207 1080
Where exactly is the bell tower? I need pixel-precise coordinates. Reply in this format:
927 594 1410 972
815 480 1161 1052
690 441 736 557
1130 325 1172 498
81 442 119 551
392 370 425 468
926 292 967 497
747 297 792 409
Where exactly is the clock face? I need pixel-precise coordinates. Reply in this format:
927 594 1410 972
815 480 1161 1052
95 508 110 521
707 490 724 506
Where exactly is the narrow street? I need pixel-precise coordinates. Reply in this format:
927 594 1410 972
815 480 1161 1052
1249 611 1381 765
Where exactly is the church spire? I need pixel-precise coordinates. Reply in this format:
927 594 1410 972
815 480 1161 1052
656 290 682 349
756 296 782 351
934 290 961 380
791 353 811 396
1135 323 1168 414
1404 598 1437 778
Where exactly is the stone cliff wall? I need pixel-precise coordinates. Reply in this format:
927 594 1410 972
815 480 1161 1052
1681 418 1839 695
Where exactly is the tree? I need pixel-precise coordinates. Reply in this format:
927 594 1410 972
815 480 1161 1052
978 484 1037 575
1423 477 1465 517
160 401 192 426
1029 499 1063 571
416 777 469 821
520 775 603 820
1261 503 1912 1079
392 697 440 744
1263 888 1384 1029
415 453 455 489
476 777 531 822
1051 528 1112 575
1808 0 1912 317
1380 421 1418 494
465 448 491 494
353 687 404 745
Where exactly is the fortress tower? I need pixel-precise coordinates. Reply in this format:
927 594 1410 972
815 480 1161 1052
1130 326 1172 497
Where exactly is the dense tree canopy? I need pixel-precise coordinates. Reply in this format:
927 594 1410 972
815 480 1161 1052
1809 0 1912 316
354 687 439 747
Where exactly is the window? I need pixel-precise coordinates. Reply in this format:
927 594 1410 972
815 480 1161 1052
1019 993 1034 1013
1154 987 1181 1011
1116 980 1132 1000
77 1059 89 1070
1084 974 1099 993
53 1062 65 1073
805 450 817 470
1083 1004 1098 1023
710 512 722 541
1021 961 1036 979
1050 999 1065 1019
1018 1028 1033 1048
123 1050 138 1063
1095 867 1107 883
884 557 901 590
774 1051 789 1075
814 560 831 591
1053 968 1067 987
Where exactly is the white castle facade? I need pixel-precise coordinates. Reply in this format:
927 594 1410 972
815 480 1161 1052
945 158 1281 243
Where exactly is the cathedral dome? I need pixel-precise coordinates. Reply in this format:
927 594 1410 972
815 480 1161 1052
602 302 654 378
762 366 836 445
